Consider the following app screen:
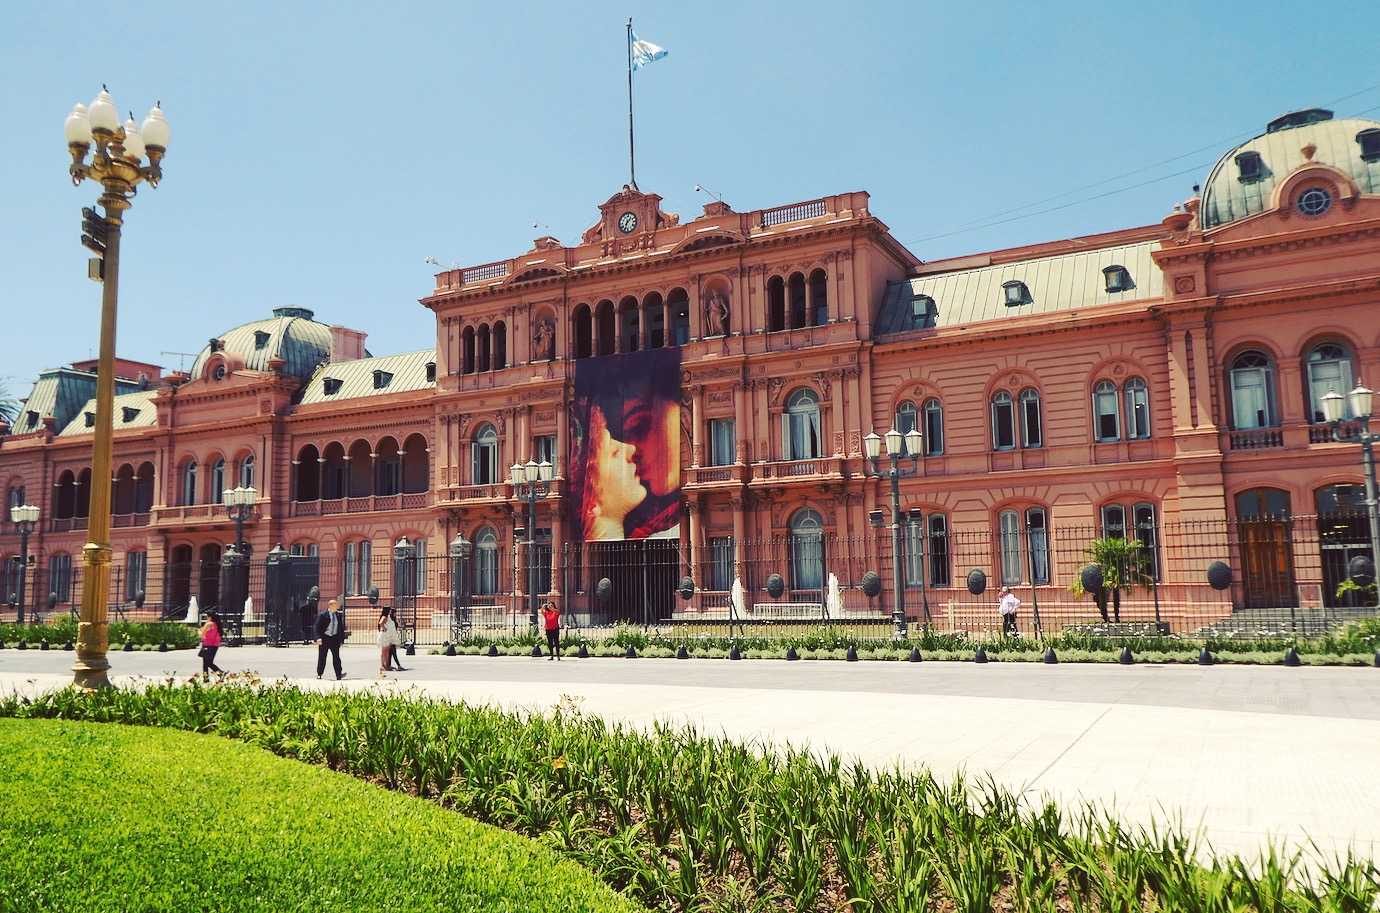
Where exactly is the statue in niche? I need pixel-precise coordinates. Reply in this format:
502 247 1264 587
704 289 730 337
533 317 556 361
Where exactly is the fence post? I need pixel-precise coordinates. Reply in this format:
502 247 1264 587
449 534 472 642
392 537 417 646
264 545 289 646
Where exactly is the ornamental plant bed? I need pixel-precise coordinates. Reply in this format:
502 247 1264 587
0 619 197 650
0 717 642 913
3 681 1375 913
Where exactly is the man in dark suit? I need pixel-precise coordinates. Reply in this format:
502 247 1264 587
315 598 348 680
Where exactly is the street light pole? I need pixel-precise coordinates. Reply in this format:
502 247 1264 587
864 427 924 639
223 486 257 552
1322 385 1380 606
9 505 39 624
64 88 170 690
510 459 553 631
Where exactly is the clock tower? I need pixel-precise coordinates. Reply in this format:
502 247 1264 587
582 185 680 253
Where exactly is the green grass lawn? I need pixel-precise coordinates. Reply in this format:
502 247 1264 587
0 718 644 913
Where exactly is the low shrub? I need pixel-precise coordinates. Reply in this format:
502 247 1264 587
2 682 1372 913
0 619 196 649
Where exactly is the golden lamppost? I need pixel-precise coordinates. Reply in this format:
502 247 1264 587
64 86 171 689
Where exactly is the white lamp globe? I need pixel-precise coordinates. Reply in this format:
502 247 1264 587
120 117 145 161
1350 384 1374 420
884 427 903 456
1320 390 1345 424
87 87 119 133
140 103 170 149
64 103 91 144
863 432 882 460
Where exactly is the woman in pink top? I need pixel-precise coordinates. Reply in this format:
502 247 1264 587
199 612 226 680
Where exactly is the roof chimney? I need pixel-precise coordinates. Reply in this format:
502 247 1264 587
329 325 367 363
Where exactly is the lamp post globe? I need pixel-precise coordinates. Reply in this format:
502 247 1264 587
1350 384 1374 421
904 427 924 459
862 432 881 461
883 427 903 457
1321 389 1345 424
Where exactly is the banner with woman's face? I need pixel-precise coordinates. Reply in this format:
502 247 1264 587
570 348 682 541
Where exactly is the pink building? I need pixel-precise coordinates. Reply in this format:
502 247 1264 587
3 107 1377 636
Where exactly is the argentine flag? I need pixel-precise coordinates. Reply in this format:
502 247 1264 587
630 31 668 70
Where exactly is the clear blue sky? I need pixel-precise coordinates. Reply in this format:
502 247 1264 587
3 0 1376 393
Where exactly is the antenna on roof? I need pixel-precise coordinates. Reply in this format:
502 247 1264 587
424 256 458 269
694 183 723 202
160 350 198 372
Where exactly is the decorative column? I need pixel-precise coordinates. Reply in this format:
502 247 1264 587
690 385 704 467
685 497 701 584
317 457 326 504
730 496 746 578
548 504 562 598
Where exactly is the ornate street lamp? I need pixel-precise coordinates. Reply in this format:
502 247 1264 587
864 427 925 638
511 458 554 630
8 504 39 624
65 86 170 689
222 486 257 552
1321 385 1380 604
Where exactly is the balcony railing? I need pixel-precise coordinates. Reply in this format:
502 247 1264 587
461 261 509 285
1309 420 1365 444
51 517 88 532
291 493 431 517
111 512 150 528
1228 428 1284 450
760 198 827 228
751 457 843 481
686 464 746 486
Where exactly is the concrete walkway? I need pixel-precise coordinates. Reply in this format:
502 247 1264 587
2 646 1376 864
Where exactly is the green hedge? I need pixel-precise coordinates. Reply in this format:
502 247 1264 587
3 682 1374 913
0 717 643 913
0 618 197 649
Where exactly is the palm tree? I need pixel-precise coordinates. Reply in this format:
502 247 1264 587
1069 536 1154 622
0 380 18 427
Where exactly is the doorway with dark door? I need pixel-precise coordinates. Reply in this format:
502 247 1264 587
1315 483 1373 608
198 543 222 611
1234 488 1296 609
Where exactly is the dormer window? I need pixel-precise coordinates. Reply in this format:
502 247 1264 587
425 361 436 382
1357 128 1380 162
1002 280 1031 307
323 377 342 396
25 410 39 428
1103 265 1134 293
253 330 271 350
212 364 227 381
373 369 393 390
909 294 937 329
121 407 140 423
1235 150 1263 183
84 412 95 428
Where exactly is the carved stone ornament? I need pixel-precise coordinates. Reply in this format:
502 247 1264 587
1173 275 1196 294
767 377 786 405
532 317 556 361
704 289 730 337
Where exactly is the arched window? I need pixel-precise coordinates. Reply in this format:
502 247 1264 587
788 509 824 591
1235 487 1290 519
642 292 665 348
895 400 918 455
75 469 91 519
928 514 950 586
134 462 155 513
401 434 429 494
462 327 476 375
787 273 807 329
375 437 401 496
1229 350 1277 430
997 507 1049 585
5 484 24 517
596 301 616 356
1019 388 1043 448
1093 380 1120 442
295 445 320 501
767 276 786 332
477 324 491 372
1306 343 1355 422
1124 378 1150 439
475 527 499 595
619 296 640 352
668 287 691 344
209 458 226 504
290 541 320 558
472 424 498 485
347 440 372 498
48 552 73 603
113 464 136 515
493 321 507 369
573 305 592 359
782 388 821 460
239 453 255 489
179 461 197 507
343 539 372 596
322 443 347 499
923 398 944 456
808 269 828 325
991 391 1015 451
55 471 76 519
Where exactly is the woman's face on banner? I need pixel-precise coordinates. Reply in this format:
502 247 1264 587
621 396 680 497
590 405 646 519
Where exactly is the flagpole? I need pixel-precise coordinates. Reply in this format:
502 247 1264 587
626 17 637 189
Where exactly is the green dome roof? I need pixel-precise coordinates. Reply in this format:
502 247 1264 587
1200 109 1380 229
190 307 335 381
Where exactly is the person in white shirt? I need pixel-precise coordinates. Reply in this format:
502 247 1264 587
998 586 1020 636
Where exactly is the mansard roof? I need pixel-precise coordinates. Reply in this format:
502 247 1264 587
57 389 160 437
11 368 139 435
298 349 436 405
190 307 337 382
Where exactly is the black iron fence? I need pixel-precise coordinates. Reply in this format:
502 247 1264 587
2 514 1374 644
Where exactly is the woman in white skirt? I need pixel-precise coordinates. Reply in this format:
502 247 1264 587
376 606 400 678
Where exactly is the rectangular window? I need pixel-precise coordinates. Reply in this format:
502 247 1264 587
928 514 950 587
378 460 401 496
924 402 944 456
412 538 428 594
1126 384 1150 439
49 554 73 603
533 529 552 595
533 435 557 468
1095 388 1120 442
358 540 372 596
1101 504 1126 538
904 519 926 586
708 536 734 590
472 441 497 485
790 533 824 591
1021 395 1043 448
344 542 357 596
992 399 1015 451
1231 368 1271 429
708 419 735 466
1027 508 1049 585
1134 503 1159 581
784 411 820 460
475 545 498 596
999 511 1022 584
124 551 147 603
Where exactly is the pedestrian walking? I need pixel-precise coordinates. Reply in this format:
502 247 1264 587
998 586 1020 636
376 606 401 678
541 601 562 661
315 598 348 680
198 611 226 680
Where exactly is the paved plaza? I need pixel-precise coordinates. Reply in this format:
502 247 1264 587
1 646 1376 863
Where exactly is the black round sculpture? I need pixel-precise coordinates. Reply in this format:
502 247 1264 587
1348 554 1376 587
966 568 987 596
765 574 785 599
134 590 146 609
367 586 380 606
1206 561 1232 591
860 571 882 599
596 577 613 604
1079 564 1104 595
677 576 695 601
47 592 58 611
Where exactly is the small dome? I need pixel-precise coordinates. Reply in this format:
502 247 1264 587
1200 110 1380 229
191 309 335 381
